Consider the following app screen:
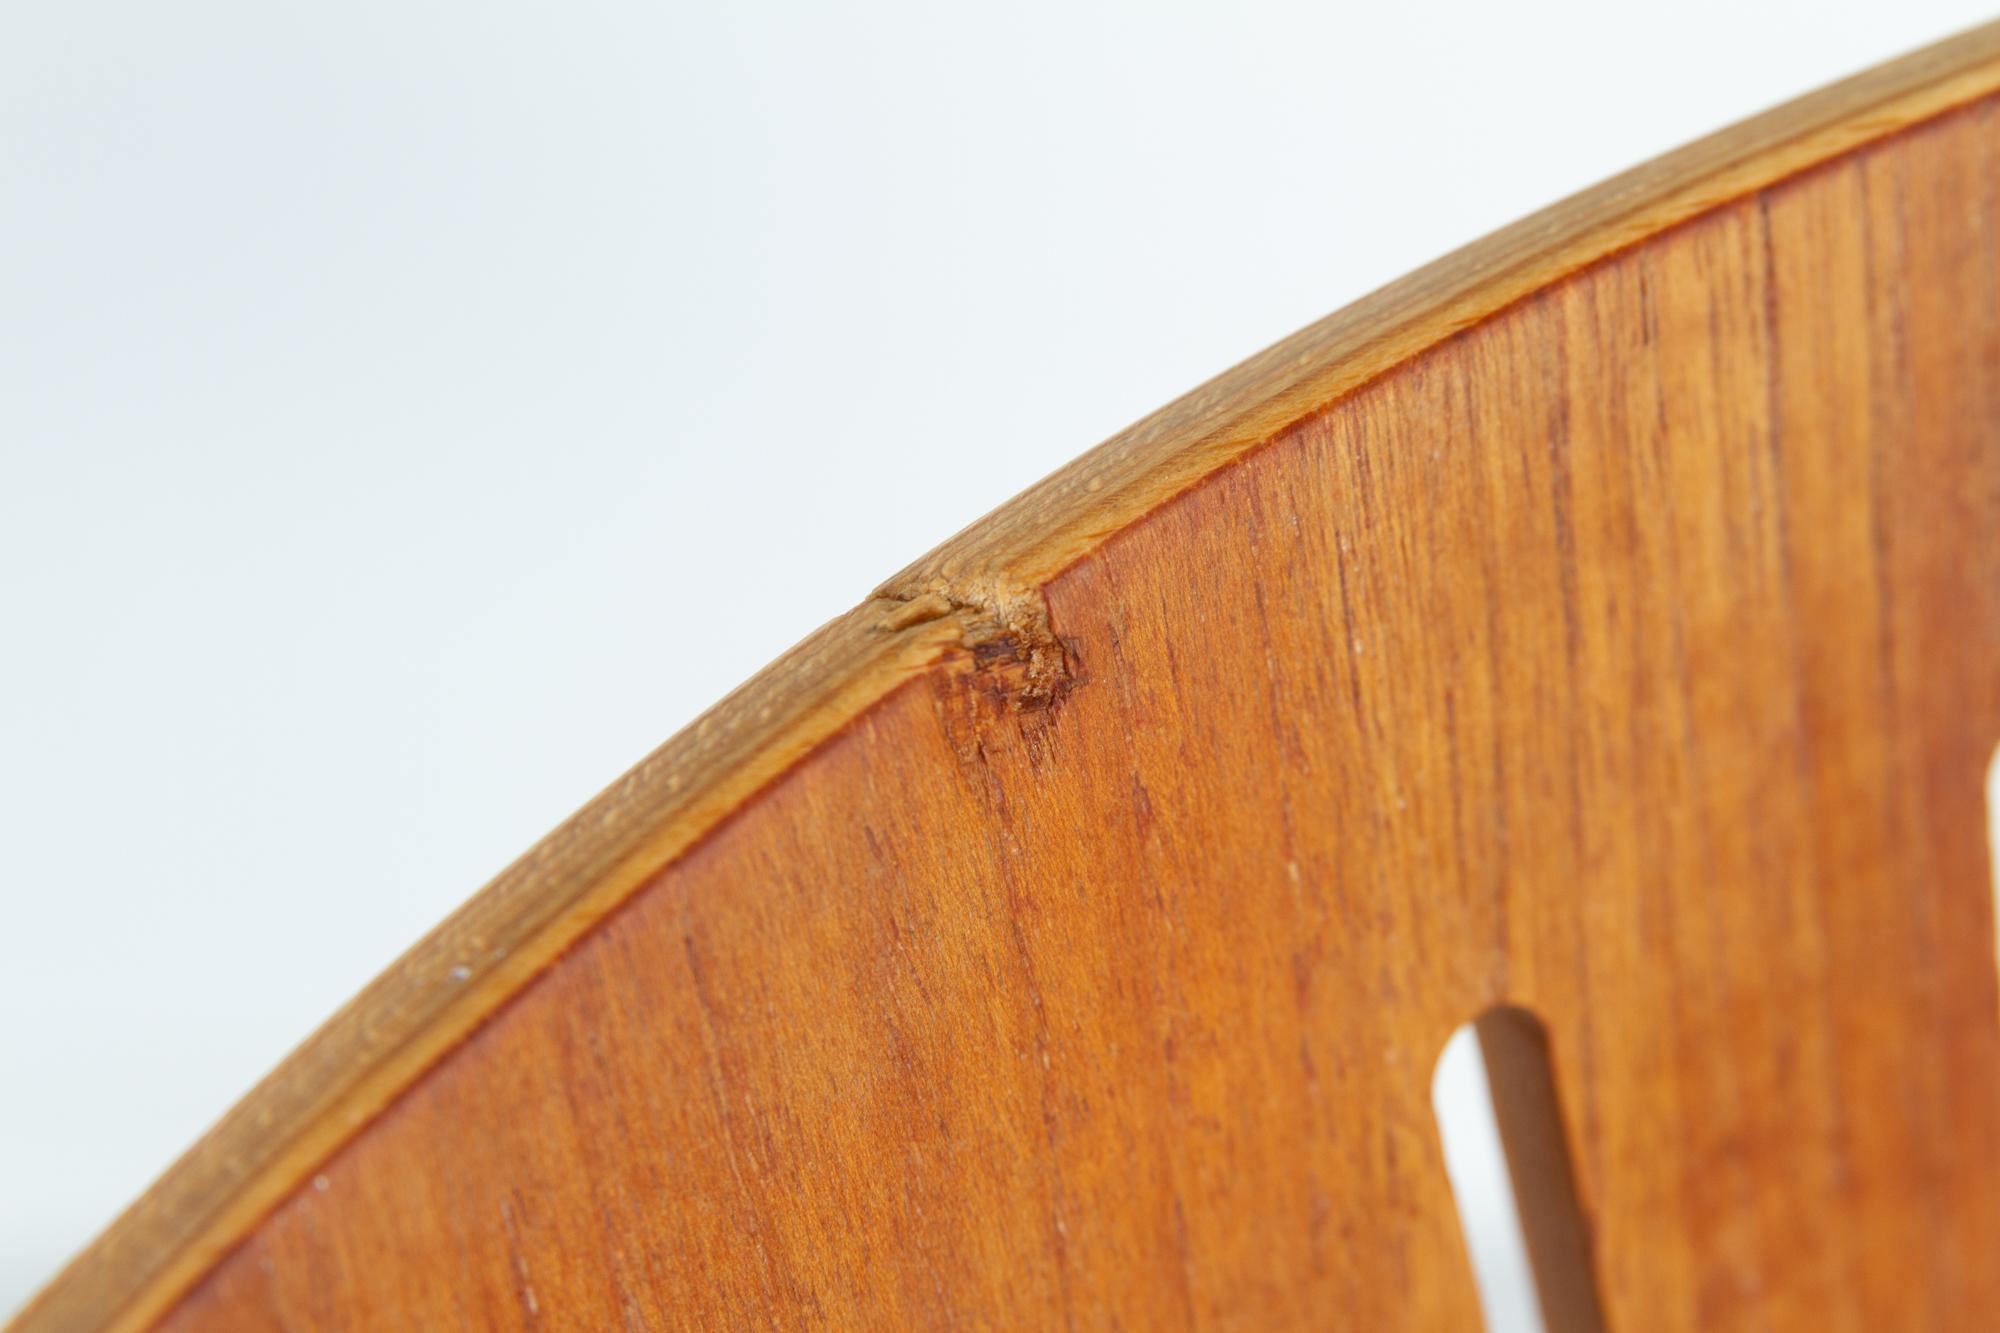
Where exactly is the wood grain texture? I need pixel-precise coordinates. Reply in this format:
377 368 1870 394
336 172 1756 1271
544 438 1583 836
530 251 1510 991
13 21 2000 1333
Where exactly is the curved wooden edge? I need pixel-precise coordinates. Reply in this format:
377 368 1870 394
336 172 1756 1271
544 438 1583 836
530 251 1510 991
879 19 2000 632
13 19 2000 1333
5 601 968 1333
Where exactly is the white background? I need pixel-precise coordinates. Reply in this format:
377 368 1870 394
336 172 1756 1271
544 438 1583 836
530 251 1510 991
3 2 1992 1322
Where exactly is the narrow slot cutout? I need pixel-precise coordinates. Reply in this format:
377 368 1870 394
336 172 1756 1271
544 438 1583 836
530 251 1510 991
1432 1006 1608 1333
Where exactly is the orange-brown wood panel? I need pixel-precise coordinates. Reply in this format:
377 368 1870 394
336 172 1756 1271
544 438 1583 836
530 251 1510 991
134 94 2000 1331
23 26 2000 1333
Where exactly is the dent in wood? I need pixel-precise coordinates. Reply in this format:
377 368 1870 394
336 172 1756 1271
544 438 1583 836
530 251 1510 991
880 580 1080 711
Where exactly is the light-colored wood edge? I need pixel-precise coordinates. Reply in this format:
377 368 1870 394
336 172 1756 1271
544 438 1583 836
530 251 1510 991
5 600 968 1333
14 20 2000 1333
877 20 2000 633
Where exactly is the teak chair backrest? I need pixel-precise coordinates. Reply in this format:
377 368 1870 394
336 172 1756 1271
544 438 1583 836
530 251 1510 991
15 21 2000 1333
